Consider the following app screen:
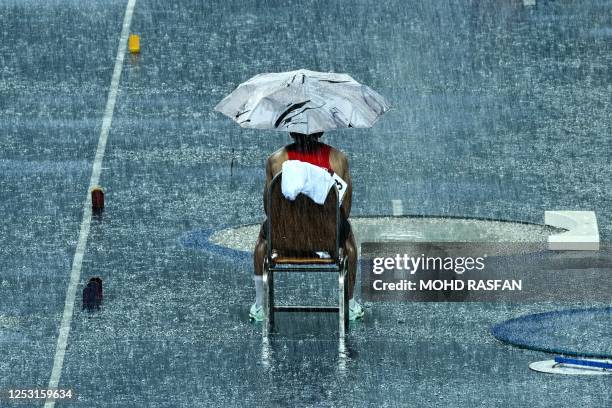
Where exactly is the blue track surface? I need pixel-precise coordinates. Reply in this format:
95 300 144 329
492 307 612 359
179 227 252 262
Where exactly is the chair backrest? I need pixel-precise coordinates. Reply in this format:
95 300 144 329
267 172 340 260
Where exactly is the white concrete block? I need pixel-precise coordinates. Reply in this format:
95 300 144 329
545 211 600 251
391 199 403 216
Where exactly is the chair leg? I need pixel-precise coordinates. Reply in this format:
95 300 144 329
343 258 350 330
263 265 274 336
268 269 274 329
338 273 345 336
263 263 273 336
338 262 348 336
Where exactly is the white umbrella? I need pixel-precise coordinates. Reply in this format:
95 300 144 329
214 69 391 134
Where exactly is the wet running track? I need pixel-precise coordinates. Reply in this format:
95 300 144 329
0 1 610 407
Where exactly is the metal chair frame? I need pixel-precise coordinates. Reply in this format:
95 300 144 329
262 172 349 336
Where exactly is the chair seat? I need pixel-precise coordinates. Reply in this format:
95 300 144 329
273 256 336 265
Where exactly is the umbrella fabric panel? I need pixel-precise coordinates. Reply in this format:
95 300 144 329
214 69 391 134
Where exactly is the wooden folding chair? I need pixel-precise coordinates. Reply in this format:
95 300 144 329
263 172 349 336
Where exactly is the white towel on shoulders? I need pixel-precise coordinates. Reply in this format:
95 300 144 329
281 160 336 205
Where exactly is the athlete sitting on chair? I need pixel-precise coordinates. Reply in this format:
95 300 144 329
250 131 364 321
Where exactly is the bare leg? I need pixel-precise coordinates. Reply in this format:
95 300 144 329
253 226 266 276
343 231 357 299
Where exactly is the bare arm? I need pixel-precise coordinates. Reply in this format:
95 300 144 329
263 149 287 215
329 149 352 219
340 155 352 218
263 157 273 215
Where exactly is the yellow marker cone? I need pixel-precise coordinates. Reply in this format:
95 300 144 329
128 34 140 54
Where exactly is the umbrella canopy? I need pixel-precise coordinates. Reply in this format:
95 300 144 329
214 69 391 134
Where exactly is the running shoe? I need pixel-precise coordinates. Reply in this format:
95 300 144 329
349 301 365 321
249 303 264 322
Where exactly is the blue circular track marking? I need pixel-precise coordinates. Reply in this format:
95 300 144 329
178 215 561 268
491 307 612 359
179 226 253 263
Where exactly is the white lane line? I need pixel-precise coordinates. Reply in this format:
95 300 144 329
523 0 536 6
44 0 137 406
391 199 403 216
